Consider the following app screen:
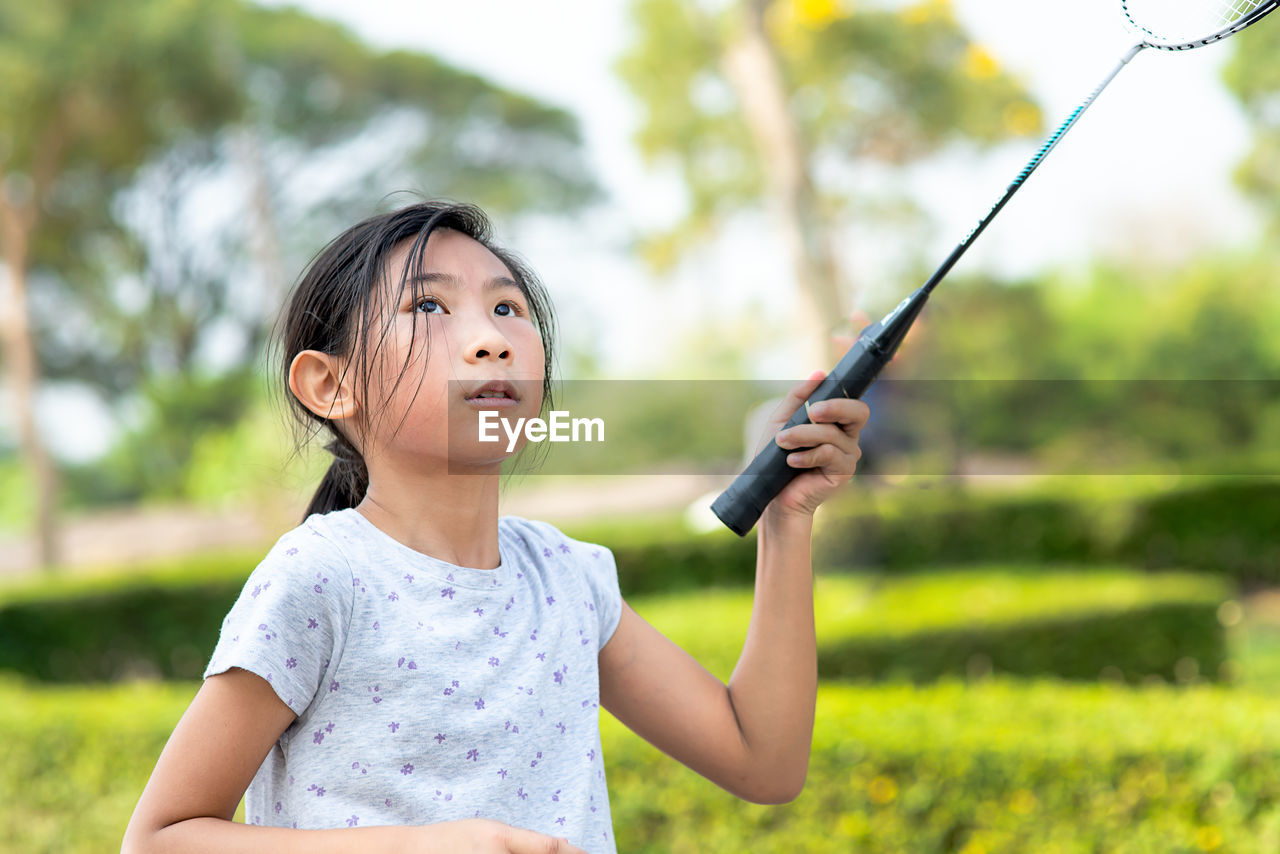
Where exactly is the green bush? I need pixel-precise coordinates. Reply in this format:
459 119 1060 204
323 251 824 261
631 568 1231 685
604 679 1280 853
815 482 1115 572
0 515 753 683
816 477 1280 585
0 543 1229 686
0 678 201 853
570 515 758 596
6 676 1280 853
1118 479 1280 584
0 551 258 682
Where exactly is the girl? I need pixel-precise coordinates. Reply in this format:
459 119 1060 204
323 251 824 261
122 201 870 854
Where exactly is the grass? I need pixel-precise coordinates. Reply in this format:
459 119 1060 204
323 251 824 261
7 670 1280 853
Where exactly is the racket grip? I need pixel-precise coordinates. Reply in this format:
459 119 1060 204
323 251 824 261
710 338 891 536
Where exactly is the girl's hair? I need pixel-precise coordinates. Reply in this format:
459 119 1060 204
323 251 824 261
276 200 558 519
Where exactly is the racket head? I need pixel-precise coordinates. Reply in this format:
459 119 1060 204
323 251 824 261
1120 0 1278 49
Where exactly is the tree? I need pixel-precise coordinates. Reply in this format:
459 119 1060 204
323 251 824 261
0 0 244 568
57 3 599 507
1222 17 1280 238
0 0 597 568
617 0 1042 369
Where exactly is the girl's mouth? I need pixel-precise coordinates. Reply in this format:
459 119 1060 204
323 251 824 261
464 380 521 407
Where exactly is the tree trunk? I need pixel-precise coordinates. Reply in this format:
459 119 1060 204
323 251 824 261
0 189 62 570
235 125 287 345
721 0 848 372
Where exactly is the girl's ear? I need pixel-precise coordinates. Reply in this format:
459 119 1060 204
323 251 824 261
289 350 359 423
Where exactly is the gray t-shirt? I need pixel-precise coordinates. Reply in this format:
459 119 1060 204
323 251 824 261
204 508 623 853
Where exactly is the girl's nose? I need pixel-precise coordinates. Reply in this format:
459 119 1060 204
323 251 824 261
464 319 512 362
474 344 510 360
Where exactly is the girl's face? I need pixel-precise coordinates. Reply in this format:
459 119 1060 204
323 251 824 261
360 228 546 471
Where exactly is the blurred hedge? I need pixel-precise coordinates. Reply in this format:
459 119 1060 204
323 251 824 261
0 548 1228 685
0 494 1234 684
6 676 1280 853
0 551 258 682
816 477 1280 585
1119 480 1280 581
606 680 1280 853
0 514 757 682
632 569 1231 686
564 513 758 595
0 678 202 853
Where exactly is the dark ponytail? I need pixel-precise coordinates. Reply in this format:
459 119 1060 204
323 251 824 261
304 435 370 518
274 198 558 520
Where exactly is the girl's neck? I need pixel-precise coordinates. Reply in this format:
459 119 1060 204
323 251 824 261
355 467 503 570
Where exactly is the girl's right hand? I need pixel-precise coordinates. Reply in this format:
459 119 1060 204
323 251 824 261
405 819 589 854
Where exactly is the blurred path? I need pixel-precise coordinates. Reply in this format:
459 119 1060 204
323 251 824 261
0 474 731 577
0 456 1047 578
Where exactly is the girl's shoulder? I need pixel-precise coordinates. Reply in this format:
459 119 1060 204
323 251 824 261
499 515 610 555
254 509 362 580
499 516 617 578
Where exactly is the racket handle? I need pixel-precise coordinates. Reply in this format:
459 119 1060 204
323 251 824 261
710 285 931 536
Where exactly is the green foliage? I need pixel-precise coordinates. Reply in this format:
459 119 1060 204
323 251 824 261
617 0 1042 270
605 680 1280 853
62 369 259 505
1120 479 1280 583
7 677 1280 852
223 1 597 217
879 254 1280 476
559 513 761 595
181 394 326 508
0 678 201 854
0 0 245 265
817 477 1280 586
630 569 1230 685
817 483 1112 570
0 521 1228 687
4 0 599 520
0 512 753 682
0 456 34 533
1222 18 1280 235
0 549 258 682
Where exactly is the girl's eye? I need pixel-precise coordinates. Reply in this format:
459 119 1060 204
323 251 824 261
414 297 524 316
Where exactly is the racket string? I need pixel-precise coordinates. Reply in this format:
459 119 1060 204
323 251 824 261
1122 0 1269 45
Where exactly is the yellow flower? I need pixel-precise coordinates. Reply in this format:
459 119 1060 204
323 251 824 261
1196 825 1223 851
793 0 842 29
867 775 898 804
836 812 867 837
1003 100 1040 136
1009 788 1037 815
964 44 1001 79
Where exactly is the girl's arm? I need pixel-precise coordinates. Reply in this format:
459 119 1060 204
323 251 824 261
122 667 586 854
599 373 868 805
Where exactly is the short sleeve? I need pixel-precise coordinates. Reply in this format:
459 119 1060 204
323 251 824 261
581 542 623 650
203 524 354 716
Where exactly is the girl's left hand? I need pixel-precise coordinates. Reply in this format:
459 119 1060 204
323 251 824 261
754 311 873 521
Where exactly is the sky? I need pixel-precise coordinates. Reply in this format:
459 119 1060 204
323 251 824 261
31 0 1269 460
